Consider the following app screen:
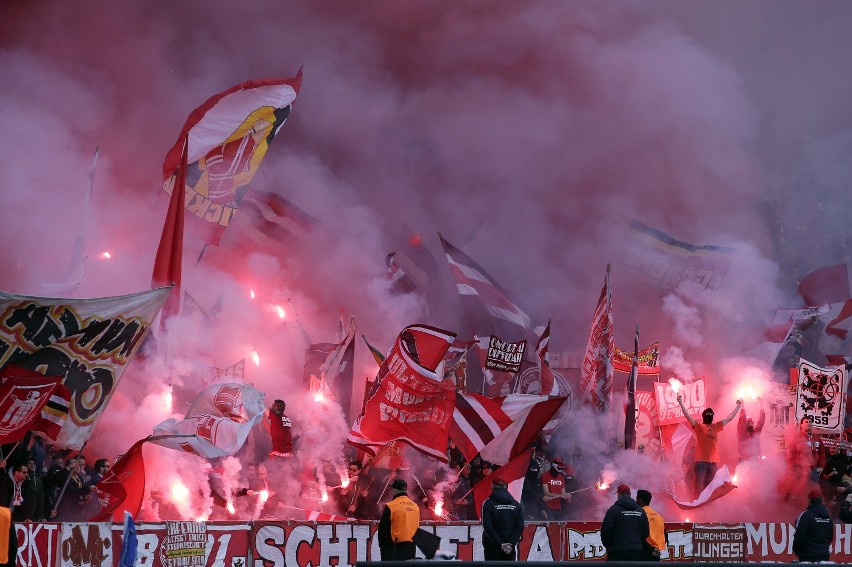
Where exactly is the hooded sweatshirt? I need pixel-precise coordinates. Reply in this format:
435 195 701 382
600 495 650 553
481 486 524 548
793 502 834 562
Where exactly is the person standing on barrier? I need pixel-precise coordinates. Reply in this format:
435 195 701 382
377 478 420 561
677 395 742 499
600 484 649 562
793 489 834 563
481 478 524 561
635 489 665 561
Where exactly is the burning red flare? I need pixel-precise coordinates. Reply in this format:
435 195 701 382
226 502 235 515
100 251 111 260
434 500 444 516
249 289 256 300
251 350 260 366
275 305 286 319
668 377 683 393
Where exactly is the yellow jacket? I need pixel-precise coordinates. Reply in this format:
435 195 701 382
379 494 420 545
643 505 666 551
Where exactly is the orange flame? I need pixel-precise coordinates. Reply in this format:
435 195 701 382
596 481 609 490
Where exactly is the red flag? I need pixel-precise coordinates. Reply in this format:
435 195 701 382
450 391 513 462
151 138 187 324
472 448 533 520
0 366 61 444
479 394 566 465
348 324 456 461
235 189 313 246
579 265 614 413
90 438 147 522
798 264 850 307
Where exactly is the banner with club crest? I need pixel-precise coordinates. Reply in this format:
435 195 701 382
796 359 847 432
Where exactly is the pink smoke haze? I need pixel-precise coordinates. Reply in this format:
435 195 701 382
2 1 850 523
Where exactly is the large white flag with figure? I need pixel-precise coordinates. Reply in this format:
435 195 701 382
151 383 265 458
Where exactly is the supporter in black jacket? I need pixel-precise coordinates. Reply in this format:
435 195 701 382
481 479 524 561
600 484 650 562
793 490 834 562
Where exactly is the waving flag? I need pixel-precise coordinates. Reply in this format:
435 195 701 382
621 219 736 291
479 394 566 465
579 265 614 413
90 438 148 522
119 511 138 567
150 383 265 458
235 188 313 247
797 264 850 308
305 510 356 522
450 391 513 462
32 383 70 441
472 449 533 520
0 287 168 449
348 324 456 461
623 325 640 450
0 366 62 444
671 465 736 509
152 139 187 325
161 72 303 245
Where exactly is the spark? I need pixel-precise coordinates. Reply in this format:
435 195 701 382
100 251 112 260
226 502 235 515
668 377 683 393
170 481 189 504
162 388 173 412
275 305 286 319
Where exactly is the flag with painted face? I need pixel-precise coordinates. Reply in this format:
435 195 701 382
161 73 303 245
0 287 169 449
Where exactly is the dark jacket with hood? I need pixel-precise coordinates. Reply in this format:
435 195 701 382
793 502 834 561
481 486 524 549
600 495 650 553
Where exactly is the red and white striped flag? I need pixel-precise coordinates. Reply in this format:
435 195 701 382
670 465 736 509
472 449 533 520
440 235 531 331
535 321 561 396
579 265 614 413
479 394 566 465
305 510 355 522
449 392 513 462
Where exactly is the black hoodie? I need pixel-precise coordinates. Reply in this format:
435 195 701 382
600 495 650 553
793 502 834 562
481 486 524 548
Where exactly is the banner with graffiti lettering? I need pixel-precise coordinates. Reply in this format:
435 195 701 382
0 287 169 449
484 336 526 373
654 378 707 426
796 359 847 431
612 342 660 374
